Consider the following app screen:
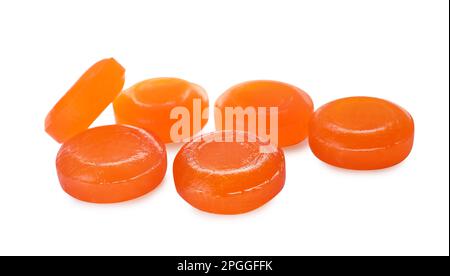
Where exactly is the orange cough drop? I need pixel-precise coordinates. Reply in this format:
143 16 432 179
56 125 167 203
173 131 285 214
45 58 125 143
215 80 313 147
113 77 209 143
309 96 414 170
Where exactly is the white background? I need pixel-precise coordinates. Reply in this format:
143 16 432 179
0 0 448 256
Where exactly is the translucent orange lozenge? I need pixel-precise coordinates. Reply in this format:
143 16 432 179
113 77 209 143
215 80 314 147
173 131 285 214
45 58 125 143
56 125 167 203
309 96 414 170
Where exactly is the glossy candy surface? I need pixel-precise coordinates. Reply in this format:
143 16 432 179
215 80 314 147
56 125 167 203
113 77 209 143
173 131 285 214
309 96 414 170
45 58 125 143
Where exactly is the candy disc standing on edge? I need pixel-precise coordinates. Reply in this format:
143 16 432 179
309 96 414 170
173 130 286 214
45 58 125 143
215 80 314 147
113 77 209 143
56 125 167 203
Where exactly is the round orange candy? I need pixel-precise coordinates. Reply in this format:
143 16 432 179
309 96 414 170
215 80 314 147
113 77 209 143
173 131 285 214
45 58 125 143
56 125 167 203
